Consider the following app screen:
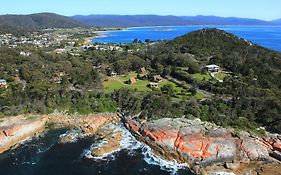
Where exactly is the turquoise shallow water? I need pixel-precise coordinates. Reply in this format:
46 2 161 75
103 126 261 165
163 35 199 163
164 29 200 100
93 26 281 51
0 128 194 175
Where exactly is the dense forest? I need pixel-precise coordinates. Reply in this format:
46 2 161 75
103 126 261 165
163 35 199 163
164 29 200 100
0 25 27 35
0 29 281 134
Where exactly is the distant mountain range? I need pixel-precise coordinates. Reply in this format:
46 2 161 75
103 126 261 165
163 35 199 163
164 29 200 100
0 13 85 33
0 13 280 35
272 18 281 24
72 15 281 27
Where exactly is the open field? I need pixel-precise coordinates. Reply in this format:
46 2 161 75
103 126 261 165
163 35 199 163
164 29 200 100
192 73 212 81
103 72 205 100
214 72 227 81
103 72 150 93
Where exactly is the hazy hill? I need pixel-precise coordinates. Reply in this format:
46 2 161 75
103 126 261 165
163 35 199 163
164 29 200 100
72 15 276 27
180 15 271 25
272 18 281 24
72 15 188 27
0 13 85 32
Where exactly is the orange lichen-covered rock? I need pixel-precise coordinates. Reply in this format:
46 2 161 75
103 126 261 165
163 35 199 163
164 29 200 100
259 138 274 150
141 126 178 142
130 118 240 164
240 138 270 161
273 141 281 152
3 126 19 136
123 118 281 173
0 116 47 154
126 119 140 133
175 134 215 159
0 131 6 141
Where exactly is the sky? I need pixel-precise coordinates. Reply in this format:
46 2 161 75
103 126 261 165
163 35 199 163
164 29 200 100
0 0 280 20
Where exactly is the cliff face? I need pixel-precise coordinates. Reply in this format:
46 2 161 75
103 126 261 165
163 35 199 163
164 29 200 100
48 113 120 134
1 114 281 174
124 117 281 175
0 116 48 154
0 113 119 154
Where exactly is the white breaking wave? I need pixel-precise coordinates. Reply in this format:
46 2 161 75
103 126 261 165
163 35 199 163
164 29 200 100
141 144 187 175
59 128 82 143
82 124 137 161
83 124 187 174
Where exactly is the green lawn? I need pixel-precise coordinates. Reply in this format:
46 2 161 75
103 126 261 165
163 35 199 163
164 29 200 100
194 91 205 100
158 79 205 100
214 72 227 81
103 72 150 93
192 73 212 81
103 72 205 100
118 72 137 81
103 79 151 93
158 80 184 93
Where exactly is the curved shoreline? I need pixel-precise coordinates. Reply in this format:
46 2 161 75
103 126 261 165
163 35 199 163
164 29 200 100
82 34 108 45
1 113 281 175
84 26 281 51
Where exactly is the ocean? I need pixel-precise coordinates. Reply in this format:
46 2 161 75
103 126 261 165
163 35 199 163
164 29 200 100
93 26 281 51
0 127 194 175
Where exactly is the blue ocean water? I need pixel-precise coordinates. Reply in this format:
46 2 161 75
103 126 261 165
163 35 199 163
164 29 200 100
0 128 193 175
93 26 281 51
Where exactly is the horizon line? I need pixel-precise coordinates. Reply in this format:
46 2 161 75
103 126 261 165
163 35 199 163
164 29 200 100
0 12 279 21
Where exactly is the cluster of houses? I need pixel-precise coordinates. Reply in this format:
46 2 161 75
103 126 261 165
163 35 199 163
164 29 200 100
0 27 100 49
0 32 70 48
111 64 222 90
20 51 31 57
82 43 123 52
53 46 81 56
125 67 164 89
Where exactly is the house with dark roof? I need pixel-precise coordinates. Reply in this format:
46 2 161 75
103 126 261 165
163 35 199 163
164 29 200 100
153 75 163 82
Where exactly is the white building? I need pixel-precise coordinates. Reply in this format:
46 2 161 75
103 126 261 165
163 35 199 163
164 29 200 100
204 65 220 72
0 79 7 87
20 51 31 56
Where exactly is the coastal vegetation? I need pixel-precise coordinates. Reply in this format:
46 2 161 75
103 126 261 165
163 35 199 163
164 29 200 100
0 28 281 135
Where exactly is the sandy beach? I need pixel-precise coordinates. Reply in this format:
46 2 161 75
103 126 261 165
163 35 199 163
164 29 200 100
82 33 108 45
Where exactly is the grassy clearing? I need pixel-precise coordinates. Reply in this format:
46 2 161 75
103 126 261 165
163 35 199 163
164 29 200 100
158 80 184 93
192 73 212 81
215 72 227 81
194 92 205 100
103 72 205 100
103 72 150 93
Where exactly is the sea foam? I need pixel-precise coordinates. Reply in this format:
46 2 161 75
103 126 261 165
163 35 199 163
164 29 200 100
83 123 187 174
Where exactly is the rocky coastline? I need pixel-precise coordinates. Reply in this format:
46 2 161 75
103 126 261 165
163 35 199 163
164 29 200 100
0 115 48 154
1 113 281 175
0 113 119 154
123 116 281 175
